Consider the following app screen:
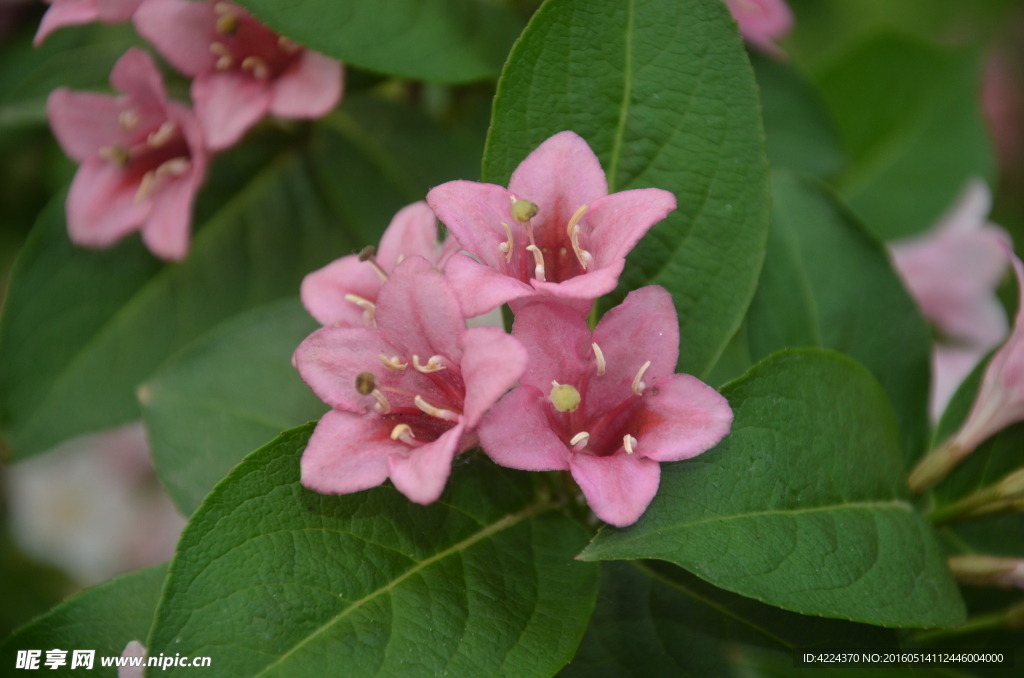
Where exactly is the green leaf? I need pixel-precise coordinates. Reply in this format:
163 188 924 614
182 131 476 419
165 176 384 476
0 564 167 677
815 32 995 241
232 0 523 83
746 171 931 463
562 561 896 677
483 0 771 377
581 349 965 628
751 52 845 178
146 425 599 677
139 299 326 515
0 96 481 460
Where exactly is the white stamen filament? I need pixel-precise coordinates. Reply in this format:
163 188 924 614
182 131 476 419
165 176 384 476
379 354 408 371
623 434 638 455
566 204 592 270
413 355 446 373
343 293 376 327
632 360 651 396
371 389 391 414
591 342 606 376
390 424 417 445
146 122 176 148
118 109 139 130
414 395 460 422
498 222 514 263
526 245 546 282
241 56 270 80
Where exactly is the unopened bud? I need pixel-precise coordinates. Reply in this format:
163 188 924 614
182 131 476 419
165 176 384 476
997 467 1024 499
355 372 375 395
947 554 1023 587
511 199 538 223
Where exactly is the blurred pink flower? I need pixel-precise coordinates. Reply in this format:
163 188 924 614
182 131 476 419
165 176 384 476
479 287 732 527
118 641 146 678
133 0 342 150
723 0 793 58
427 131 676 318
889 179 1012 419
34 0 143 46
47 48 207 261
982 52 1024 171
294 256 527 505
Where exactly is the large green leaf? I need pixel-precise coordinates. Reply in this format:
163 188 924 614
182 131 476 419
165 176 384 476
146 425 599 677
0 564 167 677
233 0 523 84
483 0 771 377
747 172 931 463
815 32 994 241
0 96 481 460
139 298 326 515
581 349 965 628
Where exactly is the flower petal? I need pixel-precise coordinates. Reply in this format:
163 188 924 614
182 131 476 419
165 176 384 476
459 326 527 428
444 253 538 318
66 158 149 248
141 169 198 261
132 0 218 76
375 201 439 272
293 326 399 413
300 410 394 495
191 71 271 151
479 386 570 472
34 0 99 46
269 50 343 119
96 0 144 22
300 255 382 327
635 374 733 462
375 256 464 362
427 180 517 270
46 89 126 162
587 188 677 267
570 452 661 527
118 640 147 678
387 423 464 504
509 298 591 394
109 48 167 108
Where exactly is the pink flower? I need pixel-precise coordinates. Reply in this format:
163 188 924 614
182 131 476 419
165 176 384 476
46 48 207 261
982 52 1024 172
948 554 1024 589
118 641 146 678
34 0 143 47
890 180 1012 419
427 131 676 318
909 249 1024 493
300 201 448 328
723 0 793 58
478 286 733 527
293 256 528 505
133 0 343 150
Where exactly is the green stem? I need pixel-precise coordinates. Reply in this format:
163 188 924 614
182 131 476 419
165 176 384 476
912 610 1009 644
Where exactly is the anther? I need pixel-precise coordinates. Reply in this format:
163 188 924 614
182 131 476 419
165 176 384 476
623 434 638 455
278 36 301 53
498 222 514 263
549 381 581 413
210 42 232 70
566 204 592 270
134 171 157 204
154 157 190 180
358 246 389 282
118 109 139 130
413 355 446 373
355 371 376 395
98 144 130 167
147 122 176 148
569 431 590 447
390 424 416 444
371 390 391 414
241 56 270 80
379 354 408 371
343 293 376 327
591 343 606 376
511 199 538 224
414 395 460 422
632 360 651 396
526 245 546 283
215 11 239 35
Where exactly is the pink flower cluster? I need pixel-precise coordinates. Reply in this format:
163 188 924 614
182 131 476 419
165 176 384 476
39 0 342 260
294 132 734 526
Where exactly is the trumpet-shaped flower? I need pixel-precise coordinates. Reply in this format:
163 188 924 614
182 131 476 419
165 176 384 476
34 0 143 46
427 131 676 318
723 0 793 58
47 48 207 261
478 286 733 527
133 0 342 150
294 256 527 504
890 179 1012 419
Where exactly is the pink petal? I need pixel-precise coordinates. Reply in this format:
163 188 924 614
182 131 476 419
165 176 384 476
66 158 149 248
458 326 528 428
587 286 679 419
932 346 985 422
293 327 399 413
635 374 733 462
527 264 621 312
300 255 383 327
570 452 661 527
141 171 198 261
132 0 218 76
724 0 793 56
437 233 462 269
444 253 538 318
96 0 144 22
586 188 677 268
118 640 147 678
300 410 394 495
427 180 518 270
479 386 570 472
34 0 99 46
375 201 439 272
46 89 125 162
109 48 166 108
375 256 465 362
269 50 343 119
191 71 271 151
387 423 464 505
509 299 592 394
507 131 608 249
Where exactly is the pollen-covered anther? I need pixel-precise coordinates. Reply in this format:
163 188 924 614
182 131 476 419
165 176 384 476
510 198 538 224
379 354 408 371
526 245 546 283
210 42 233 70
414 395 460 422
566 204 592 270
98 144 130 166
390 424 418 446
498 222 514 263
549 381 581 413
569 431 590 452
632 360 651 396
118 109 139 130
343 293 376 327
355 371 376 395
623 434 638 455
591 342 606 376
413 355 446 373
146 122 177 148
215 10 239 35
241 56 270 80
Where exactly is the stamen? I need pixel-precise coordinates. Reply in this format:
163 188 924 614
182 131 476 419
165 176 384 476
343 293 376 327
147 122 176 148
510 198 538 223
526 245 546 283
413 355 446 373
213 1 232 13
216 11 239 35
549 381 581 413
632 360 651 396
355 371 375 395
390 424 418 446
210 42 232 70
566 204 592 270
591 342 606 376
278 36 301 53
358 246 389 282
379 354 408 371
569 431 589 446
414 395 460 422
118 109 139 130
623 434 638 455
154 157 190 180
498 222 514 263
371 389 391 414
134 171 157 204
241 56 270 80
98 144 130 167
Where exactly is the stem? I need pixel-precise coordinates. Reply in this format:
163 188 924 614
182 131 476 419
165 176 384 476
912 609 1013 644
